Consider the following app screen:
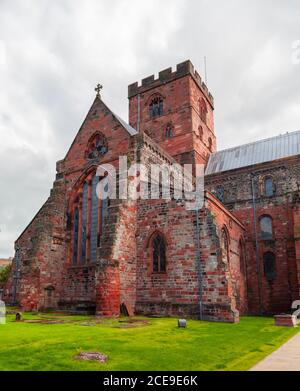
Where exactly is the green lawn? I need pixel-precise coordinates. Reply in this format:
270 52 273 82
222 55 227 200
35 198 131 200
0 311 298 371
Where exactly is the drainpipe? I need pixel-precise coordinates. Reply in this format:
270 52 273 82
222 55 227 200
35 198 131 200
251 174 263 315
137 94 141 133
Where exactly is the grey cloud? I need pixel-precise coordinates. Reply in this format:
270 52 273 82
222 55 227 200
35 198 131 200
0 0 300 256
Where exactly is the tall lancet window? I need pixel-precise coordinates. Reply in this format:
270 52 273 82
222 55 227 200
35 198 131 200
101 183 109 234
72 208 79 265
90 175 99 263
80 182 88 264
71 174 109 265
152 233 166 273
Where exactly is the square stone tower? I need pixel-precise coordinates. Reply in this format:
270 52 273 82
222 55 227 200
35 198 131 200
128 60 216 167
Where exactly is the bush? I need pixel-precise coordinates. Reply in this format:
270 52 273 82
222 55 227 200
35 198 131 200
0 264 12 284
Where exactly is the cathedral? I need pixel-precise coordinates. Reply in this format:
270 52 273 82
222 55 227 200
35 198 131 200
4 60 300 322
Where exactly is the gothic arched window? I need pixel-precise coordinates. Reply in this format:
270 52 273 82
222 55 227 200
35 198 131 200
71 174 109 265
72 207 79 265
152 233 166 273
260 216 273 240
149 96 163 118
80 182 88 264
265 177 274 197
86 133 108 160
263 252 276 281
165 123 173 139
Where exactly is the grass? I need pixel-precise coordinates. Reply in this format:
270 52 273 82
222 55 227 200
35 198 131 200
0 311 298 371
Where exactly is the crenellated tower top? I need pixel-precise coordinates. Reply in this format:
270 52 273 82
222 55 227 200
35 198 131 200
128 60 216 167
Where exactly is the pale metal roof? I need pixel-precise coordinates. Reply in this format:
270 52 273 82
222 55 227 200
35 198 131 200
205 130 300 175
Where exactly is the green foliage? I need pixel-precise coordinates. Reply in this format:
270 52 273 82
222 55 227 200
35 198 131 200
0 264 11 284
0 313 298 371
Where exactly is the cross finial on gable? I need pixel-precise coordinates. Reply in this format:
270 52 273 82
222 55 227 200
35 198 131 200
95 83 103 97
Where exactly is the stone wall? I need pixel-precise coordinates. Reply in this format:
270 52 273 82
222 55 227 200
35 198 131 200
4 176 66 311
132 133 245 322
205 156 300 314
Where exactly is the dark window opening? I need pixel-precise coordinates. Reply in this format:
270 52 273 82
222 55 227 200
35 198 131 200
152 233 166 273
150 97 163 118
263 252 276 281
165 124 173 139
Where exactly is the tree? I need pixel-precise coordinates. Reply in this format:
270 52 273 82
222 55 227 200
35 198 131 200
0 264 12 284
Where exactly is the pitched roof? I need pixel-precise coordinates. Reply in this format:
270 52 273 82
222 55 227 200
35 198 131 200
111 111 137 136
205 130 300 175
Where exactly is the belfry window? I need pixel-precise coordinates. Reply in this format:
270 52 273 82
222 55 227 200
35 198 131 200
152 233 166 273
165 123 173 139
260 216 273 240
71 174 109 265
149 96 163 118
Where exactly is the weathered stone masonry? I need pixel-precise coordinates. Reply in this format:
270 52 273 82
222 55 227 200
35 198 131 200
4 60 299 321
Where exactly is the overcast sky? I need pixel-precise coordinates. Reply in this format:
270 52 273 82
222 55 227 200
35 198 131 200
0 0 300 257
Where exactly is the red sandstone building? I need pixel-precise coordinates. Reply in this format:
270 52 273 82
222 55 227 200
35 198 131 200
4 60 300 322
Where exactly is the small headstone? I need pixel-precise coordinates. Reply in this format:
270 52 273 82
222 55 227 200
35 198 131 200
76 352 108 363
178 319 187 328
274 314 298 327
15 312 22 322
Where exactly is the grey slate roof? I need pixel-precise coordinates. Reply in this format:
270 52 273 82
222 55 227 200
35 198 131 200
205 130 300 175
